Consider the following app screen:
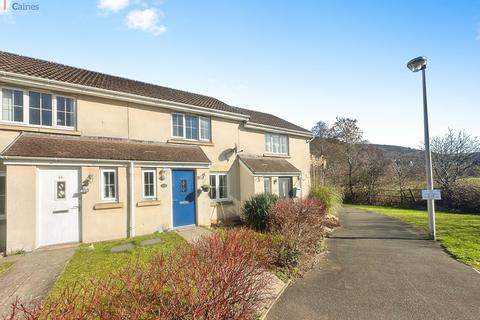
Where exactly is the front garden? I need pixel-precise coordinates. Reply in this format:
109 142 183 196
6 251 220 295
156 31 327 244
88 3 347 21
5 185 342 320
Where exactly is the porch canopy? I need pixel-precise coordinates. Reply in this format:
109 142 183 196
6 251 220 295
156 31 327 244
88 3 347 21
239 155 301 176
1 133 211 164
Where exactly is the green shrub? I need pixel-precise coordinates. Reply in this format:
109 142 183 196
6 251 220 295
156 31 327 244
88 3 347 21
309 184 344 214
241 193 279 231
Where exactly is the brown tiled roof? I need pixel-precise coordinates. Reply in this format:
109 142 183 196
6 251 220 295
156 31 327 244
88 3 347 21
1 133 211 163
240 156 301 174
0 51 310 134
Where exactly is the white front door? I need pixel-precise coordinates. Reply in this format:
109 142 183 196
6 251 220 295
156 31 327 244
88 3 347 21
38 168 80 247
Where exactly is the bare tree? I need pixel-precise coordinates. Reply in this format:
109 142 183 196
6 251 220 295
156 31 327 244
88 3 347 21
357 146 390 204
329 117 364 198
431 129 480 193
311 121 330 138
391 158 418 202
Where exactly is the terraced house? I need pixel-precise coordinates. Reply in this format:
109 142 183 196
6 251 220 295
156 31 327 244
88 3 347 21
0 52 312 253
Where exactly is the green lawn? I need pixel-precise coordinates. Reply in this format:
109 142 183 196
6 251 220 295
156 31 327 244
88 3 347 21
0 261 15 274
347 205 480 270
50 231 185 296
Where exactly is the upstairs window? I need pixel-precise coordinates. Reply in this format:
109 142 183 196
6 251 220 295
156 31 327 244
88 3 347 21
265 133 288 154
0 86 76 130
56 96 75 127
1 89 24 123
29 91 52 126
171 113 211 141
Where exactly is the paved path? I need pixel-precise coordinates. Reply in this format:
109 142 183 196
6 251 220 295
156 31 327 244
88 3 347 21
0 246 75 317
267 207 480 320
175 226 213 244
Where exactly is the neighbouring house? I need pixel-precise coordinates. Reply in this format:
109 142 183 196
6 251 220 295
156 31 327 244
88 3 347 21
0 51 312 253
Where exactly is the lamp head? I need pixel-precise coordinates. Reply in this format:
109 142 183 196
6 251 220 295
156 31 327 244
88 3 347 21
407 56 427 72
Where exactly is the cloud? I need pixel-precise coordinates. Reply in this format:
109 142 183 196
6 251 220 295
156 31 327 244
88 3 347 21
126 8 166 35
97 0 130 12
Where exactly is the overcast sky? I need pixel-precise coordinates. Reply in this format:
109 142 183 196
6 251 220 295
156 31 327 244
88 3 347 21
1 0 479 148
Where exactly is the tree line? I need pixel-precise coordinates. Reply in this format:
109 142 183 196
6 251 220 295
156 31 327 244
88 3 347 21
310 118 480 213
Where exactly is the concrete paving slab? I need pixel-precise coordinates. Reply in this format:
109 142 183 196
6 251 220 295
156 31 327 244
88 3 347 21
110 243 135 253
175 226 212 244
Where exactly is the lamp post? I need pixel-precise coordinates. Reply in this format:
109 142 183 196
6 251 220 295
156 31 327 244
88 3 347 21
407 56 436 240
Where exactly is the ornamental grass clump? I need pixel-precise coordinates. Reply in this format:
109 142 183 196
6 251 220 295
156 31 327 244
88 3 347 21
242 193 279 231
309 184 344 215
5 229 273 320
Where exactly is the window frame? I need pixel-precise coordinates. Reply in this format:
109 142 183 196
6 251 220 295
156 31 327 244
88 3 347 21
0 85 76 130
142 169 157 200
0 172 5 221
101 169 117 202
171 113 211 142
55 95 76 129
263 177 272 194
265 133 289 155
1 87 25 123
208 173 229 201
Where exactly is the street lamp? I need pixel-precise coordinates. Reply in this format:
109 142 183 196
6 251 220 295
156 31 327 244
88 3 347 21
407 56 436 240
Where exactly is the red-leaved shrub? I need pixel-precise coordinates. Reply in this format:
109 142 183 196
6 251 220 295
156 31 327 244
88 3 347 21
267 198 328 275
4 229 273 320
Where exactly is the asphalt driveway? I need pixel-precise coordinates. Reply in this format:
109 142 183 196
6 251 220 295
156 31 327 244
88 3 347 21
267 207 480 320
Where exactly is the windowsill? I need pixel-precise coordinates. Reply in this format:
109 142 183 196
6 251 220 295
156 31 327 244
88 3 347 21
210 200 233 207
263 153 291 158
137 200 161 207
93 202 124 210
168 139 214 147
0 123 81 136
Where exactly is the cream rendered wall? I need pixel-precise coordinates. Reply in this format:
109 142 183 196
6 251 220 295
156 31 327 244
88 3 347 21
134 167 172 235
6 165 36 252
81 166 128 243
127 104 171 142
77 96 129 139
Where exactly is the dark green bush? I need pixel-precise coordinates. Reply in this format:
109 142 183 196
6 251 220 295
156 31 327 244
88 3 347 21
309 184 344 214
241 193 279 231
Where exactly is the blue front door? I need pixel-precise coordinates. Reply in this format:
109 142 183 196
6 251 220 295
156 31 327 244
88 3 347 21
172 170 196 227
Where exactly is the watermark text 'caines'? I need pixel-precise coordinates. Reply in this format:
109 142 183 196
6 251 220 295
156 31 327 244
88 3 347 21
3 0 40 11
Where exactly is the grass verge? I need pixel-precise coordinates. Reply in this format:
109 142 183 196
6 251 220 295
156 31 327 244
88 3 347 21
0 261 15 274
347 205 480 271
50 231 184 296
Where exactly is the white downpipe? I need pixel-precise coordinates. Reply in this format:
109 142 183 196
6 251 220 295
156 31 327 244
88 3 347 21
129 161 135 238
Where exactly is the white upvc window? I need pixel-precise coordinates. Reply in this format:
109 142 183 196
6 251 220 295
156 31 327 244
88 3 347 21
171 113 211 141
209 173 228 201
0 172 5 221
56 96 76 128
199 116 211 141
0 86 76 130
265 133 289 154
101 169 117 201
1 88 24 123
142 169 156 199
264 177 272 194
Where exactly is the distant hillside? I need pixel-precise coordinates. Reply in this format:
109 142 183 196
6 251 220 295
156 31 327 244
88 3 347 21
370 144 421 155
